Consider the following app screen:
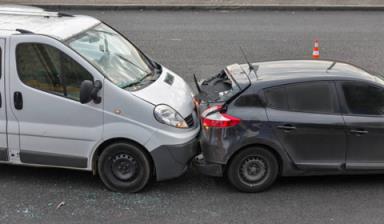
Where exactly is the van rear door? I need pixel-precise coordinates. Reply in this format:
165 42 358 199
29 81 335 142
0 38 8 161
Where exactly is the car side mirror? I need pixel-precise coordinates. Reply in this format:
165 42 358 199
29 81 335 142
80 80 102 104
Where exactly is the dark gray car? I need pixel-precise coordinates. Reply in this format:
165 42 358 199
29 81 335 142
194 60 384 192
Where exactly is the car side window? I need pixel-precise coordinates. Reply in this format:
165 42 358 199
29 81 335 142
234 94 264 107
265 81 336 114
286 82 336 114
342 82 384 115
16 43 94 101
264 86 288 110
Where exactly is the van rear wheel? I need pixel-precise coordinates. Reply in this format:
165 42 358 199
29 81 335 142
227 147 278 193
98 142 151 193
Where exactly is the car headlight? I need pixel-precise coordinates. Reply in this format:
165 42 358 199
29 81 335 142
154 104 188 129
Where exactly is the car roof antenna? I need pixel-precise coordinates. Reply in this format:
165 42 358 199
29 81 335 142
239 46 259 80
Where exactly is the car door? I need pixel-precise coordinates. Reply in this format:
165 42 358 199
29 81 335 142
8 35 104 169
0 38 7 161
265 81 347 170
338 81 384 170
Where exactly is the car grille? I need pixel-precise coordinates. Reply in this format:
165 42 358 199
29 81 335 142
185 113 195 128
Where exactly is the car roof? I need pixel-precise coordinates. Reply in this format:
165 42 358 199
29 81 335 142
0 5 100 40
245 60 383 88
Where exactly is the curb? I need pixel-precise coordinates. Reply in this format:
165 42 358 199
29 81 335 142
23 4 384 11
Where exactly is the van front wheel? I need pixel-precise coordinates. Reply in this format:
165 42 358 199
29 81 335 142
98 142 151 193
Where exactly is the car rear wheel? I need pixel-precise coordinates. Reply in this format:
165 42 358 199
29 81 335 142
227 147 278 193
98 142 151 193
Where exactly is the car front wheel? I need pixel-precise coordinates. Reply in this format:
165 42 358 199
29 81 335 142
227 147 279 193
98 142 152 193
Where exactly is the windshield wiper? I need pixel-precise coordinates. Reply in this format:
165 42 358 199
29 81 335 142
121 72 153 89
116 54 152 75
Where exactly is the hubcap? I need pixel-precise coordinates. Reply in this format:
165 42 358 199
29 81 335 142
239 156 267 185
111 153 138 181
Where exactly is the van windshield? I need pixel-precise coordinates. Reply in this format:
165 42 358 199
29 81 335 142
66 23 155 89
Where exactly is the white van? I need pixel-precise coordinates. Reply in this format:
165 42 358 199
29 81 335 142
0 5 200 192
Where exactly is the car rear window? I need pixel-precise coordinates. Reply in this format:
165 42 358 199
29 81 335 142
264 86 288 110
265 81 336 114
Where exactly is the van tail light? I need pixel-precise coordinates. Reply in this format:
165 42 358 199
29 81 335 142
201 105 241 128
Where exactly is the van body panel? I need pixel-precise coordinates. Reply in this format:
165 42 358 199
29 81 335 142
0 38 7 160
100 80 156 149
0 13 100 41
4 37 20 162
132 67 194 118
146 121 200 150
8 35 104 168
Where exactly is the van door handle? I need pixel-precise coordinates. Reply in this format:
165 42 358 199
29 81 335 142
14 92 23 110
350 129 368 135
277 124 297 131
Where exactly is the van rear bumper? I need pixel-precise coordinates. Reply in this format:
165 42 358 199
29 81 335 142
150 137 200 181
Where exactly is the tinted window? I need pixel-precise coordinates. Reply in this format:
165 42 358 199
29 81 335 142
235 94 264 107
16 43 93 101
265 82 336 114
264 86 288 110
342 82 384 115
287 82 336 113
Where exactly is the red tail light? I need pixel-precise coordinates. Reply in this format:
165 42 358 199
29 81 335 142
201 105 241 128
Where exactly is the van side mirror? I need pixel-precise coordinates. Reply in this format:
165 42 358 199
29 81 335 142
80 80 102 104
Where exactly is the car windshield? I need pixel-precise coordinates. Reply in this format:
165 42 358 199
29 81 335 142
66 23 154 88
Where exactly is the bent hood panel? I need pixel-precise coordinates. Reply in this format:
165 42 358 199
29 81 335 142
132 67 194 117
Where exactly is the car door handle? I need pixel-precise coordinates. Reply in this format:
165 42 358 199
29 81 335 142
277 124 297 131
14 91 23 110
350 129 368 135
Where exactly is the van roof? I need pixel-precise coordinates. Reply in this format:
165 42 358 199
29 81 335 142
0 5 100 40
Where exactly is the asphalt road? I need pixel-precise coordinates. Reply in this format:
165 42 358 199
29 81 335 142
2 9 384 224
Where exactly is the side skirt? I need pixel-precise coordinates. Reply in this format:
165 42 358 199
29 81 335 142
20 150 87 168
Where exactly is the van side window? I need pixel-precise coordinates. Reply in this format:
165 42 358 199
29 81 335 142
16 43 93 101
264 81 336 114
342 82 384 115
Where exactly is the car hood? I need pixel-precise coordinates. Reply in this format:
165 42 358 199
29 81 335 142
131 66 194 117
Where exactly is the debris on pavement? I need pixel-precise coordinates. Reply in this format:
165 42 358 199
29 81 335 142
56 201 65 210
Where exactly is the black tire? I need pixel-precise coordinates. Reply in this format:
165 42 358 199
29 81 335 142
98 142 151 193
227 147 279 193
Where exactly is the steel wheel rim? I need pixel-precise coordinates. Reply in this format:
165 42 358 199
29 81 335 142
111 153 138 181
239 156 267 185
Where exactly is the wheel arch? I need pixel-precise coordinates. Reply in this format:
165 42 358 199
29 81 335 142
91 138 156 177
224 143 285 176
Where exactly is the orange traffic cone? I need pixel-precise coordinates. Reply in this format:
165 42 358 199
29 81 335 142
312 40 320 59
